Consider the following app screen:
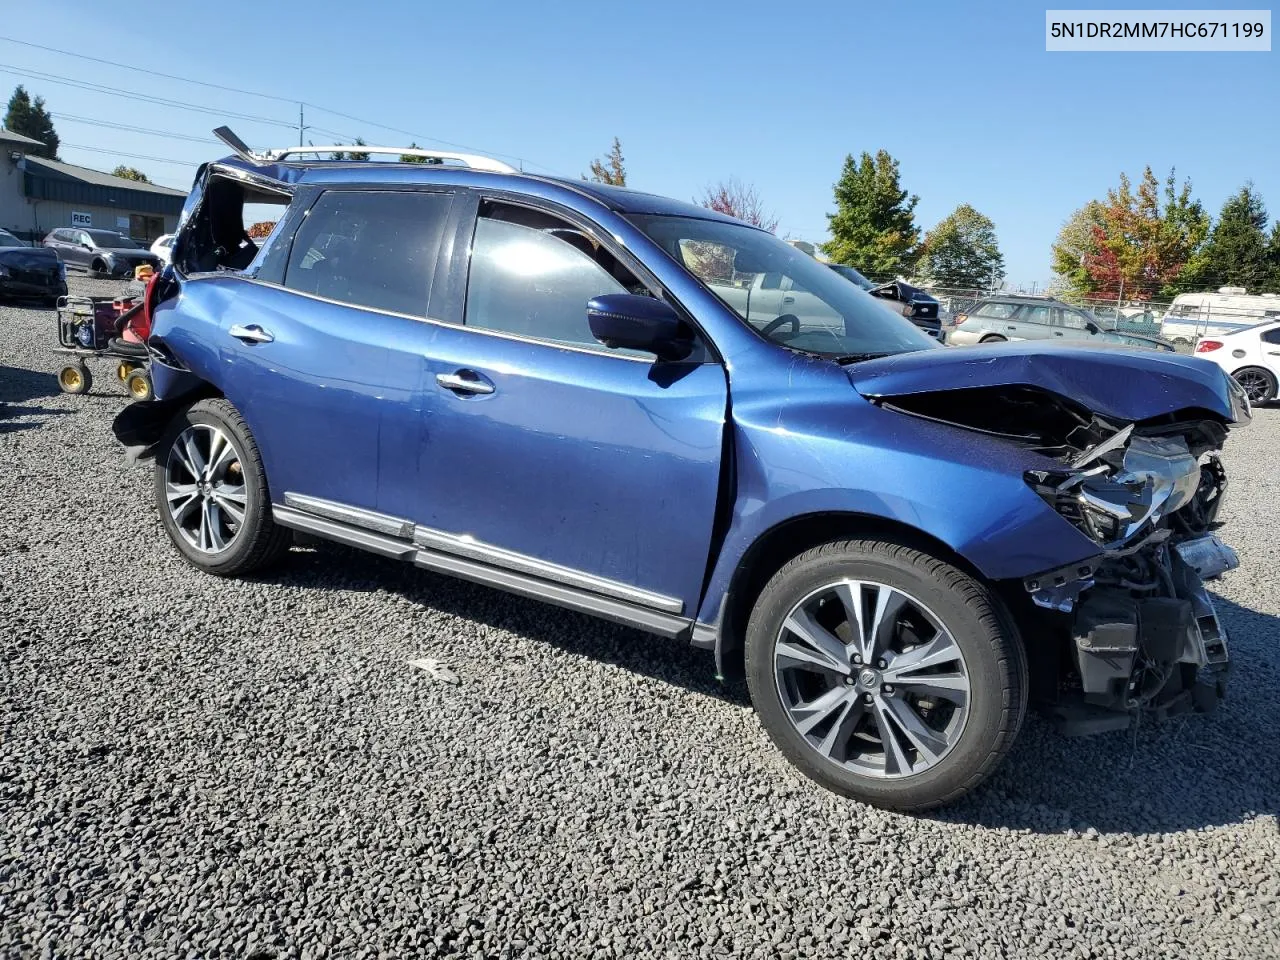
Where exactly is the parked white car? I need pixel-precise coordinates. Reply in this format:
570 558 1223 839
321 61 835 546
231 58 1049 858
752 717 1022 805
150 234 176 265
1194 319 1280 404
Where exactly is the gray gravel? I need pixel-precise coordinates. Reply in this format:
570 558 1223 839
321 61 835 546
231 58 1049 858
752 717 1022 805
2 275 1278 959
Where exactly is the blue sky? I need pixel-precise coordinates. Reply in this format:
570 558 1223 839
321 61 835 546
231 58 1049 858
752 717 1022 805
5 1 1277 284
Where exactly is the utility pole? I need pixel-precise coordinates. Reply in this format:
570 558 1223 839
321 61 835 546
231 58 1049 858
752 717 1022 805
298 104 306 147
1117 276 1125 315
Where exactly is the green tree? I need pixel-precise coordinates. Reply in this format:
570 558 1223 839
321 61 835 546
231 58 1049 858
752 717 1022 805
584 137 626 186
1182 184 1272 291
3 85 59 159
110 165 150 182
915 204 1004 289
1050 167 1208 299
821 150 919 276
347 137 370 162
399 142 443 164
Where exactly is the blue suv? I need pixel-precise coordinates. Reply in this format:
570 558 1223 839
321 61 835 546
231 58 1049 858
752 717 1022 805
114 130 1251 810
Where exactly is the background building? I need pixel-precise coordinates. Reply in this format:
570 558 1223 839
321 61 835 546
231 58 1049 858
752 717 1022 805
1 127 185 243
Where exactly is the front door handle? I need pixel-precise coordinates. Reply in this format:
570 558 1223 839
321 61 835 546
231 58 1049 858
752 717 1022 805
1054 331 1064 336
229 323 274 344
436 370 494 395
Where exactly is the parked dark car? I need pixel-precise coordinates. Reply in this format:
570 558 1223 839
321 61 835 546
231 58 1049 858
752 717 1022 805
0 228 67 304
42 227 161 278
827 264 943 340
113 130 1250 811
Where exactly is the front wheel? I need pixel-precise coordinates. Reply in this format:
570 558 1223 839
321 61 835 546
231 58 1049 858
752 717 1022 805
745 539 1027 811
979 334 1006 344
152 397 291 576
1232 366 1277 405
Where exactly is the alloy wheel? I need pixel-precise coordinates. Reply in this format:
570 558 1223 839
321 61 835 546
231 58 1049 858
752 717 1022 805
772 580 971 779
164 424 248 553
1233 368 1274 404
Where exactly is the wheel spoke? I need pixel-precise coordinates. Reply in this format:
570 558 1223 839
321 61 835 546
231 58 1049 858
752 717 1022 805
883 629 963 677
181 432 208 479
788 685 852 735
212 483 247 506
864 586 908 664
780 607 851 675
166 483 201 524
878 695 950 766
211 491 245 526
203 500 228 551
206 430 238 480
816 696 865 761
870 696 914 776
889 671 969 706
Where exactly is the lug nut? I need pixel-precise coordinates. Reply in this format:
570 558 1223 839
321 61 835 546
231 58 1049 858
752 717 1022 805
882 684 895 695
877 659 887 669
852 655 862 665
863 693 873 704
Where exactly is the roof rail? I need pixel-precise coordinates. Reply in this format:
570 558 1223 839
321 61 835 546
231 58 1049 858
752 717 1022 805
260 144 517 172
211 126 517 172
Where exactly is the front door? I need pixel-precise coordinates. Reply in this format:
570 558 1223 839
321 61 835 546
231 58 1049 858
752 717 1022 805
415 198 728 616
213 187 455 519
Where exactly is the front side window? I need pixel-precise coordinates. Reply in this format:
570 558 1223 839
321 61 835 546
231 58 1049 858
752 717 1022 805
0 233 22 248
1059 308 1090 330
632 214 933 359
86 230 136 249
464 202 655 355
283 190 452 316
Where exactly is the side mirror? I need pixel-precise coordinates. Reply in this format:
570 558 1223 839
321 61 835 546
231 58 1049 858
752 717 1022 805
586 294 692 361
1085 320 1099 334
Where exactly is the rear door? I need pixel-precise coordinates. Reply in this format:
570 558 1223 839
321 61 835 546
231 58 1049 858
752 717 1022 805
412 196 728 617
211 186 455 519
1260 324 1280 381
1012 304 1054 340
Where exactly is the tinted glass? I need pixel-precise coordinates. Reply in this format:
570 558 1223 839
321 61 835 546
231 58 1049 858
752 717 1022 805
465 217 631 351
974 302 1017 319
0 233 23 248
632 214 934 359
1262 326 1280 345
284 190 451 316
828 264 875 291
86 230 137 248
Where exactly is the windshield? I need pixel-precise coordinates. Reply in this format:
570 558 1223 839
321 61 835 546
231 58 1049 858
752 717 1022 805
0 233 24 248
86 230 138 249
827 263 875 291
630 215 936 359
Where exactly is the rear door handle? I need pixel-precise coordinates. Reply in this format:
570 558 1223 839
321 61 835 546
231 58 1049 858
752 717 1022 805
229 323 274 344
436 370 494 395
782 295 796 305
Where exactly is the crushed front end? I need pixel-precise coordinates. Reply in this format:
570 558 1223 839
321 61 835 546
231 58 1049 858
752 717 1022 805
1022 410 1243 732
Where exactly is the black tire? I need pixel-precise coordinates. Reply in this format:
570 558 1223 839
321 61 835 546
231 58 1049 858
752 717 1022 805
979 334 1007 344
1231 366 1277 405
90 259 109 279
57 363 91 395
152 397 291 577
745 539 1027 811
125 369 153 401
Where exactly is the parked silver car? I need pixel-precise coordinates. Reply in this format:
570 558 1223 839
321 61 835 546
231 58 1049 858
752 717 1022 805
949 295 1173 351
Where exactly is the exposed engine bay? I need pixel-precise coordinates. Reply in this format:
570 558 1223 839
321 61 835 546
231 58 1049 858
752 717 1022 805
884 383 1245 732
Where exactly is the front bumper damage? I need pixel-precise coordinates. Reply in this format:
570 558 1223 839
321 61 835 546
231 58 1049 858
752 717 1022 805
1023 422 1240 734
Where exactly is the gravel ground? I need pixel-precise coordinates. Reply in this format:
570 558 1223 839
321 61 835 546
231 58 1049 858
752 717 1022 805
2 275 1278 959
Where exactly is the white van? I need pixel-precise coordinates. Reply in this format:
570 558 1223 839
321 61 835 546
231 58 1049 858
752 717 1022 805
1162 287 1280 343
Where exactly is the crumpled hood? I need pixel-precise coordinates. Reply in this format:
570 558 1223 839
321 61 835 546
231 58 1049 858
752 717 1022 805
847 340 1239 423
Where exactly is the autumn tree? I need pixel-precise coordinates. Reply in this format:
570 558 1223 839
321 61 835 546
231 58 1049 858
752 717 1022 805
111 165 150 182
915 204 1004 289
699 178 778 232
585 137 626 186
1050 167 1208 300
4 85 59 159
822 150 919 276
1182 184 1272 291
399 142 443 164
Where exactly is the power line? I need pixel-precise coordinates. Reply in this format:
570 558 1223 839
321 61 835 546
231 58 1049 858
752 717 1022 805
0 38 557 171
58 142 197 168
0 64 296 129
52 113 221 144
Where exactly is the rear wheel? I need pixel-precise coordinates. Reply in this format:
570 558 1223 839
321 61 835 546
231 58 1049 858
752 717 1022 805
152 398 291 576
979 334 1007 344
1232 366 1277 404
745 539 1026 811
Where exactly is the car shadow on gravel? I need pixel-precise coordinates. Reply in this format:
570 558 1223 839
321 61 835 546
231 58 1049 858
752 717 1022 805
258 540 751 708
935 593 1280 835
0 365 59 404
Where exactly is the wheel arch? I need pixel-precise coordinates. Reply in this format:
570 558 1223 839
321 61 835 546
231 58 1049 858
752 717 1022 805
711 511 993 682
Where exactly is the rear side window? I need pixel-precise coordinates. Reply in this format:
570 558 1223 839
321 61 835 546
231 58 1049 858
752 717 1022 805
1018 305 1052 326
974 302 1016 319
1262 326 1280 345
283 190 452 316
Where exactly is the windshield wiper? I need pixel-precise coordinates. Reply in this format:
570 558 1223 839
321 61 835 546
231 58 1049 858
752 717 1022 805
830 352 893 365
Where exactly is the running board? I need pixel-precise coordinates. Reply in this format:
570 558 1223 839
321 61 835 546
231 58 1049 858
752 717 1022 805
272 505 694 640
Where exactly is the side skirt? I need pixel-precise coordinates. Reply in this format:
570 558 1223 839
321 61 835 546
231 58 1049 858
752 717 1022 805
272 503 698 641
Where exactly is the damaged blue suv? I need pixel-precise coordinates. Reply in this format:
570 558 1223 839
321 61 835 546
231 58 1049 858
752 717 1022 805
114 128 1251 810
